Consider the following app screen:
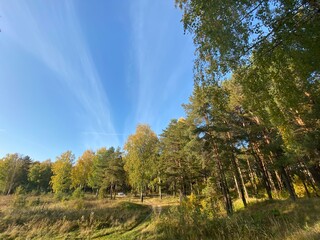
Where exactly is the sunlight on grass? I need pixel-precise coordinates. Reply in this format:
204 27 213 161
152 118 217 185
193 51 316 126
1 194 320 239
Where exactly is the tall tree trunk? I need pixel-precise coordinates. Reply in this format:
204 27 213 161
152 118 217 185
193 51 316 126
96 189 99 198
301 161 320 196
268 153 284 191
246 156 258 195
219 168 233 215
251 144 273 199
262 131 283 195
234 175 241 199
267 169 278 194
231 155 247 207
275 170 284 191
307 164 320 190
280 166 297 201
301 178 311 198
140 189 144 203
158 177 162 199
227 131 247 207
214 143 233 215
183 182 187 196
7 184 13 195
238 158 249 199
114 184 117 200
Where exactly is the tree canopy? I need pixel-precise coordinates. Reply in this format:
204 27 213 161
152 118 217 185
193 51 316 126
176 0 320 81
124 124 159 202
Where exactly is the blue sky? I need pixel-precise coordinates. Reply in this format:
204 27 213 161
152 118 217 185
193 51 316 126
0 1 195 161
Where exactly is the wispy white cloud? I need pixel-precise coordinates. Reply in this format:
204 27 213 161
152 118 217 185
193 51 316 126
130 1 171 123
128 0 194 134
0 1 119 148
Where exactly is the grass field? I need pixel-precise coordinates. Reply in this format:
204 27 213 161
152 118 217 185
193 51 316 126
0 193 319 239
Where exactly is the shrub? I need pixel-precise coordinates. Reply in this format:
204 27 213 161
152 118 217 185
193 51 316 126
13 186 27 208
72 187 84 200
54 191 69 201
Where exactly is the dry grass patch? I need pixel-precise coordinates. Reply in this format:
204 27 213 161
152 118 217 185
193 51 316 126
0 194 151 239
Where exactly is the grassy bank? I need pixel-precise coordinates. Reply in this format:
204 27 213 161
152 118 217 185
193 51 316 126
0 194 319 239
151 197 320 240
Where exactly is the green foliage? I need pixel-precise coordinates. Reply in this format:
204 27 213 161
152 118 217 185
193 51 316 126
28 160 52 193
88 147 126 198
0 154 32 194
71 150 94 189
102 147 126 197
72 187 84 200
176 0 320 80
54 191 69 201
160 119 202 196
51 151 74 194
13 186 27 208
124 124 159 196
175 1 320 203
176 0 320 202
200 177 223 217
88 148 109 191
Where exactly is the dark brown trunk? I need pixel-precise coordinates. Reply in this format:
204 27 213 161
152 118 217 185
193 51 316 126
214 143 233 215
268 153 284 192
262 131 283 195
300 162 319 197
301 178 311 198
234 175 241 199
159 177 162 199
280 166 296 201
239 165 249 199
226 131 247 207
231 155 247 207
114 184 117 199
140 190 144 203
307 164 320 192
246 156 258 195
251 144 273 199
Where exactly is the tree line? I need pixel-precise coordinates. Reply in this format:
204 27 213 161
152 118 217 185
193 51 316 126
0 148 126 199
